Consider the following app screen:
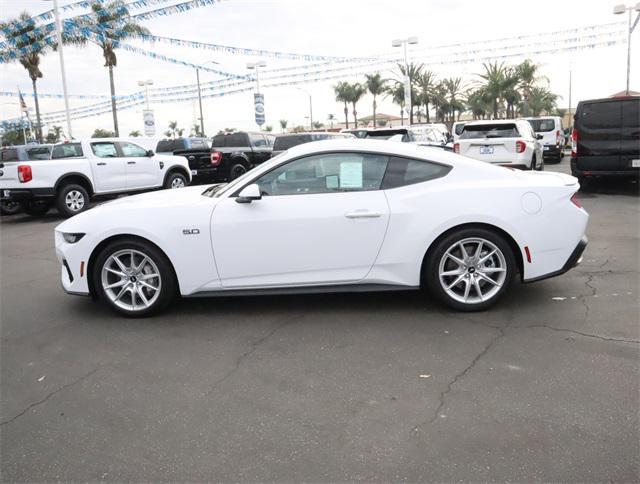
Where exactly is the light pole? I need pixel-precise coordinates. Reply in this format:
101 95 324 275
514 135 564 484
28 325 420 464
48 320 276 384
614 3 640 95
295 87 313 130
247 61 267 93
195 60 219 137
137 79 153 111
392 36 418 123
45 0 72 139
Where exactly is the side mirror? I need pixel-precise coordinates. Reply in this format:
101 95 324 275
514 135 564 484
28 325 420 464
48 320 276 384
146 149 155 157
536 134 544 140
236 183 261 203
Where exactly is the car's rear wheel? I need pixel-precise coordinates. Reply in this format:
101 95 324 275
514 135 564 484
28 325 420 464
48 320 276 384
228 162 247 180
57 184 89 218
21 200 51 217
93 239 176 317
0 200 21 216
425 228 515 311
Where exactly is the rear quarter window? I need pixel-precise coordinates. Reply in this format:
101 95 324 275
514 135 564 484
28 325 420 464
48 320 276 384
0 149 19 162
26 147 52 160
226 133 249 147
382 156 452 189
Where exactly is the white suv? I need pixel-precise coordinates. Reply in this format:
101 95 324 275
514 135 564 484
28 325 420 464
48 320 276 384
525 116 564 163
454 119 544 170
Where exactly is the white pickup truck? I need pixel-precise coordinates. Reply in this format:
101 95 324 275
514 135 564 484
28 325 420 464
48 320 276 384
0 138 191 218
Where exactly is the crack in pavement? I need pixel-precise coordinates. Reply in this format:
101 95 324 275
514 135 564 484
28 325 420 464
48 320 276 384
412 305 515 433
580 273 597 323
518 324 640 344
0 367 101 426
201 315 299 399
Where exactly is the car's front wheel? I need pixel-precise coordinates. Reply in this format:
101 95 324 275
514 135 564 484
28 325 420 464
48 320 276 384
425 228 516 311
93 239 177 317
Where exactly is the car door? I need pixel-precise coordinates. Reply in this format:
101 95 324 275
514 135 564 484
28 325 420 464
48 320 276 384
89 141 127 192
119 141 158 189
210 151 391 288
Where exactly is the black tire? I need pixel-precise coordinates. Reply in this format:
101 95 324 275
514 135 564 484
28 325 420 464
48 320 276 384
228 161 248 181
0 200 21 216
56 184 90 218
93 238 177 317
164 172 188 189
424 227 516 312
21 200 51 217
537 156 544 171
530 156 536 171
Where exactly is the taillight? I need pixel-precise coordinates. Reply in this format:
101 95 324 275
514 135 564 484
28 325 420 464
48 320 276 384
515 140 526 153
556 130 561 146
570 193 583 208
453 143 460 154
18 165 32 183
571 128 578 157
210 151 222 166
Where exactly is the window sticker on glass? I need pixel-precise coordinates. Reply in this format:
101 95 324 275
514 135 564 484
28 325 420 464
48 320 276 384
326 175 339 189
340 161 363 188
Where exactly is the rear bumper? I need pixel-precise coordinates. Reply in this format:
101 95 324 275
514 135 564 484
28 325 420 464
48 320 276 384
1 187 55 201
542 145 562 159
498 163 528 170
571 158 640 178
190 167 219 184
524 236 588 283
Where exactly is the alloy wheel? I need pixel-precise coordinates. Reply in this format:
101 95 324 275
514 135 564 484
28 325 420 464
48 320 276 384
65 190 85 212
170 177 185 188
438 237 507 304
101 249 162 312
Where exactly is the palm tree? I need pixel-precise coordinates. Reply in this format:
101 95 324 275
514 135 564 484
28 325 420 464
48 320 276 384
166 121 183 139
527 87 558 116
348 83 367 129
364 73 386 127
279 119 288 133
443 77 465 124
327 114 336 128
430 82 449 123
385 81 406 125
466 88 490 120
503 68 521 119
264 125 273 132
417 70 437 123
73 1 150 136
129 130 141 137
516 59 546 117
477 61 509 119
333 81 351 129
45 125 64 143
0 11 52 142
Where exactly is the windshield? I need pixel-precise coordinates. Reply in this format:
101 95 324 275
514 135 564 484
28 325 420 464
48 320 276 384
460 123 518 139
210 150 290 198
527 119 555 132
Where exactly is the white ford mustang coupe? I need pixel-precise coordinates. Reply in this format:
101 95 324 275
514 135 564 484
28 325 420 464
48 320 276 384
55 139 588 317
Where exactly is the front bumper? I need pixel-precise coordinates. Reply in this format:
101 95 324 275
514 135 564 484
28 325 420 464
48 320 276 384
1 187 55 202
524 235 588 283
55 231 91 296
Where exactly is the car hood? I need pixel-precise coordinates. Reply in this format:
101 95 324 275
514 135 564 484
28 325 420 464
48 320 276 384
55 185 218 233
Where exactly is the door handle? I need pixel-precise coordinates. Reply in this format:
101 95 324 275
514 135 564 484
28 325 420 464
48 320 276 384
127 161 136 165
97 162 107 166
344 210 382 219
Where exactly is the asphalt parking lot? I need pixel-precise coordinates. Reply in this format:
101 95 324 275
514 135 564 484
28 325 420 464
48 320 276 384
1 159 638 482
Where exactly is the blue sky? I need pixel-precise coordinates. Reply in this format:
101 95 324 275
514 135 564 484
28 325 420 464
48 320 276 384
1 0 636 138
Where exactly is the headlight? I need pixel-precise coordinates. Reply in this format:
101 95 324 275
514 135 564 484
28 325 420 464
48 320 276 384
62 232 85 244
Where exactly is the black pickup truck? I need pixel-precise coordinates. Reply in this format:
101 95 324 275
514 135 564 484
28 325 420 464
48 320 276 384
155 137 217 184
211 131 275 180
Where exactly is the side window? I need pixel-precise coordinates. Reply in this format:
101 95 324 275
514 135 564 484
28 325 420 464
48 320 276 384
1 149 19 161
91 142 118 158
581 102 621 129
120 142 148 157
382 156 451 189
227 133 249 147
212 134 226 147
156 140 173 153
52 143 83 159
253 152 389 196
250 133 268 147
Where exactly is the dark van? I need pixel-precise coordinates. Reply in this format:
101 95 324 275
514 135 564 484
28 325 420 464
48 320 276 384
571 96 639 182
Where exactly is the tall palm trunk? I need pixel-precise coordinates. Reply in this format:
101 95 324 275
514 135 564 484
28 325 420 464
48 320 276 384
108 64 119 137
343 102 349 129
425 102 430 123
31 77 43 143
352 104 358 128
400 107 404 125
372 97 377 127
